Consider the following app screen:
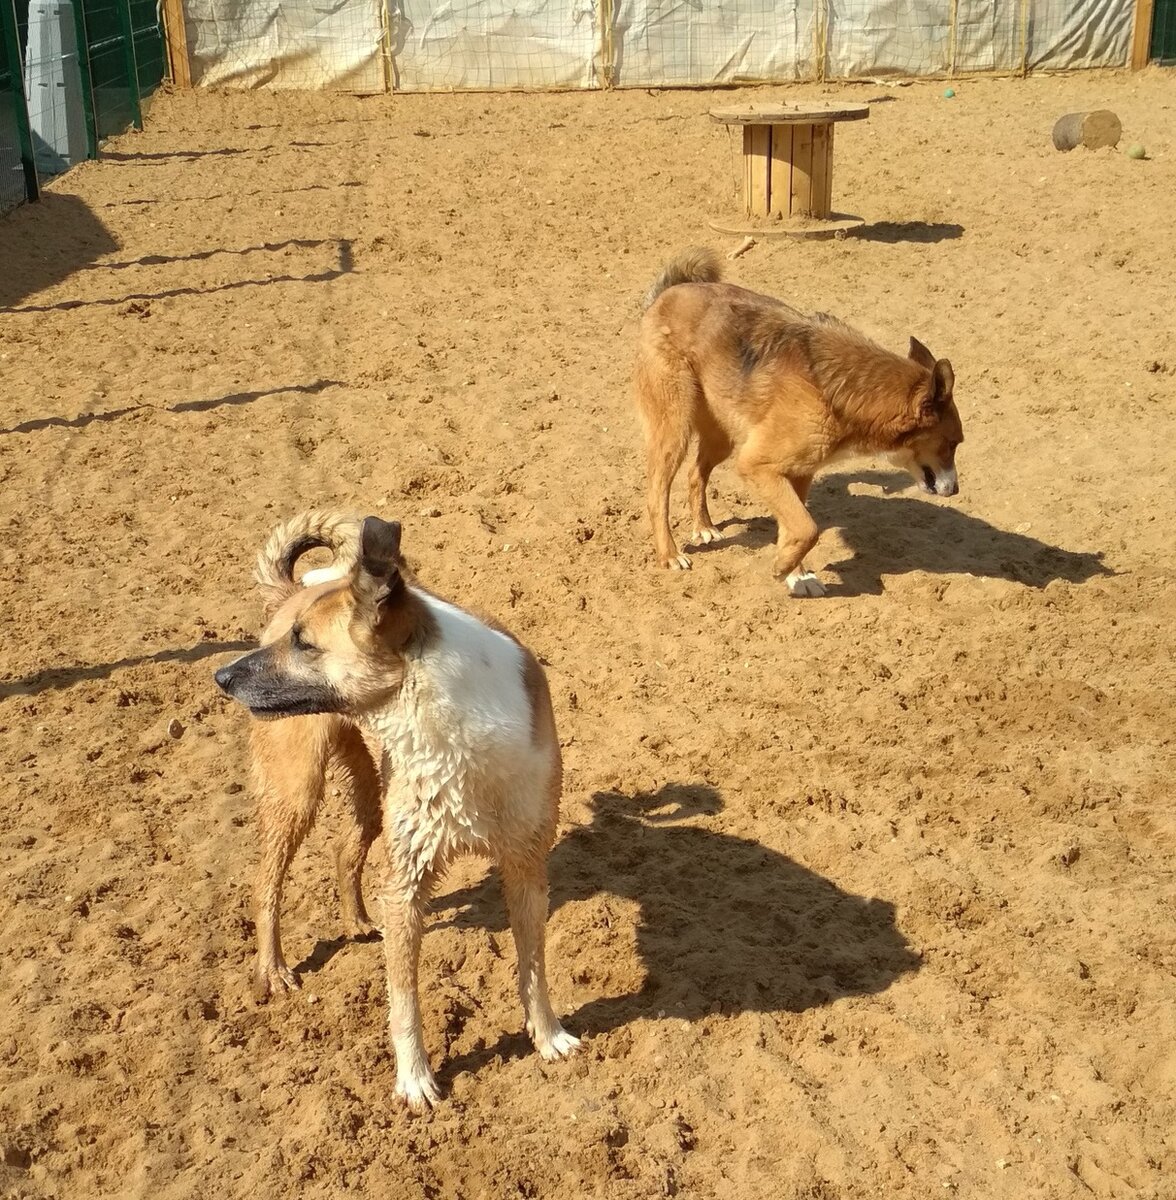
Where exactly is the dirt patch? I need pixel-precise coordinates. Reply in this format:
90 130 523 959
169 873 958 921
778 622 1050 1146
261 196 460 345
1 70 1174 1199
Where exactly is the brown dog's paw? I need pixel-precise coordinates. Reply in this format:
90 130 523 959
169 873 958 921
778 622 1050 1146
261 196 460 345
691 526 724 545
344 915 382 940
661 553 692 571
783 569 826 598
253 960 300 1002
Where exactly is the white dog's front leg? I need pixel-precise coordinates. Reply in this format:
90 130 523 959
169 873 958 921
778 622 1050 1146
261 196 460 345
381 884 440 1111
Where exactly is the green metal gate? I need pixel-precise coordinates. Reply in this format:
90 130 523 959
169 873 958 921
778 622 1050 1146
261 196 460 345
1152 0 1176 62
0 0 164 215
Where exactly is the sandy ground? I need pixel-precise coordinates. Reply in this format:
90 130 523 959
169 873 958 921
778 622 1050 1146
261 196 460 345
1 69 1175 1200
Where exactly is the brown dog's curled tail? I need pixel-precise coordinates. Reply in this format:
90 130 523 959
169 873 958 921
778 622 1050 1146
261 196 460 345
640 247 723 312
255 509 363 616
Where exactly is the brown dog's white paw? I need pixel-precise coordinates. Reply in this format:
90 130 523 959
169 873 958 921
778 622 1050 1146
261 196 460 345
785 569 826 598
691 526 724 545
253 960 299 1002
534 1025 581 1062
662 553 692 571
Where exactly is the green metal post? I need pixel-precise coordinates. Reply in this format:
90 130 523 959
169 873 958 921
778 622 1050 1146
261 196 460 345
69 0 98 156
0 0 39 201
113 0 141 130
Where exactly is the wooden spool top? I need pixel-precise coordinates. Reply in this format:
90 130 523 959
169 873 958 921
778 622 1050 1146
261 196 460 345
709 101 870 126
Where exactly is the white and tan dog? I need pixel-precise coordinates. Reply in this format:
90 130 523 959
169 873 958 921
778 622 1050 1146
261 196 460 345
216 514 578 1108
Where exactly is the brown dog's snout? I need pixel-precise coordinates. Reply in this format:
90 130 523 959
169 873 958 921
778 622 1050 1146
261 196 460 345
215 660 243 696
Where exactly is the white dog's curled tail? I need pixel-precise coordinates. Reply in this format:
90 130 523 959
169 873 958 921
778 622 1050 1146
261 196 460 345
640 246 723 312
255 508 363 615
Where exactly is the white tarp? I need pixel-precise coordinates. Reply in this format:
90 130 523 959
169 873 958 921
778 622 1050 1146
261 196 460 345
183 0 1136 92
389 0 599 90
186 0 386 90
612 0 817 86
1026 0 1132 70
823 0 1131 78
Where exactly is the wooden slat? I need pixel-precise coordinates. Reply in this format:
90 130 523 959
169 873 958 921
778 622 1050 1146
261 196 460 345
161 0 191 87
768 125 792 218
1130 0 1155 68
789 122 813 217
711 102 869 126
744 124 771 217
811 124 832 218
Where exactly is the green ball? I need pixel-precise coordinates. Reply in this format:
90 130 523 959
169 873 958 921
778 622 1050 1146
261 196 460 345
1125 143 1146 160
943 87 955 98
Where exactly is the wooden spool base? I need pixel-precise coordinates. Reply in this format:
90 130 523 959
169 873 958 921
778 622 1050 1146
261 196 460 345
711 102 869 222
708 213 866 241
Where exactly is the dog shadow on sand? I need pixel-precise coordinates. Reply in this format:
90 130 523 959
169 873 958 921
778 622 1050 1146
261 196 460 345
434 784 920 1082
689 469 1112 596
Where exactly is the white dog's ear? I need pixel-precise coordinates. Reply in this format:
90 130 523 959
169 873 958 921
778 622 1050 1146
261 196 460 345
354 517 404 610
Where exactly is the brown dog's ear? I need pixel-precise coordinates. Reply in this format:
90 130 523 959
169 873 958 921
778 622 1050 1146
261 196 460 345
933 358 954 401
915 352 955 421
909 337 937 372
354 517 405 612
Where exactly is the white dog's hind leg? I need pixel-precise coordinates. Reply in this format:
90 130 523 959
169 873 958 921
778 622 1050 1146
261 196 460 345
503 856 580 1061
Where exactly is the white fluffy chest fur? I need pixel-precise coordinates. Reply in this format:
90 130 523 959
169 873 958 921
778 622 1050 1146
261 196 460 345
362 592 554 881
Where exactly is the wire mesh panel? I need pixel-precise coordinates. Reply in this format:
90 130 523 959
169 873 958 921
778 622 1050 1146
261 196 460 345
83 0 138 135
825 0 951 77
611 0 817 86
390 0 599 89
177 0 1139 91
0 71 24 212
185 0 386 90
130 0 163 93
952 0 1021 73
1 0 36 212
1154 0 1176 62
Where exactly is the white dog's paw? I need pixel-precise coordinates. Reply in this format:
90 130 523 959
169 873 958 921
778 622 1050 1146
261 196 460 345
534 1025 581 1061
786 570 827 598
396 1068 442 1112
692 526 724 545
664 553 692 571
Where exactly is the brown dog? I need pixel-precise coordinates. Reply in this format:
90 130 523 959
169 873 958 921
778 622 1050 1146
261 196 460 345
238 510 382 1001
635 248 964 594
216 515 578 1108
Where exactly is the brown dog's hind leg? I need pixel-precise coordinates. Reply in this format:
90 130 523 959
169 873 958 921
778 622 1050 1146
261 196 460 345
688 417 732 546
502 851 579 1061
250 715 333 1001
636 352 695 570
737 457 824 595
330 724 382 938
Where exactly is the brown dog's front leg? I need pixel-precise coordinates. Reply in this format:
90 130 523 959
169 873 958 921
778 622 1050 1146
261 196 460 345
738 459 823 595
250 719 331 1001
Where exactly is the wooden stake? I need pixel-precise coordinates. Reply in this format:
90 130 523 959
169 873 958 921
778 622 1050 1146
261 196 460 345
1130 0 1155 69
161 0 191 88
